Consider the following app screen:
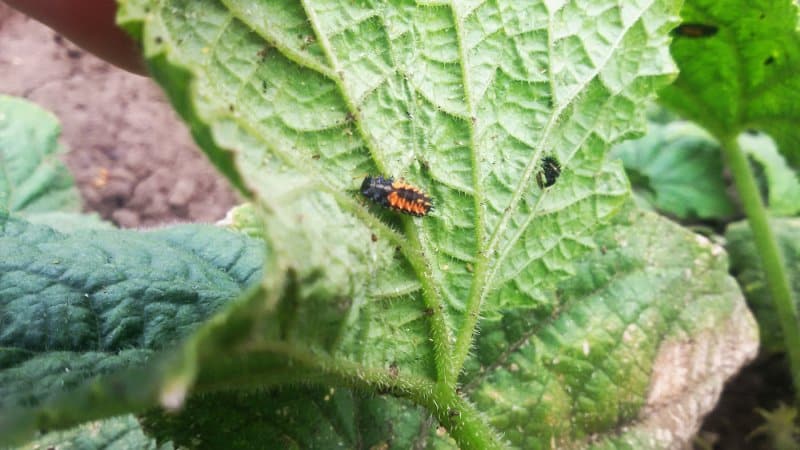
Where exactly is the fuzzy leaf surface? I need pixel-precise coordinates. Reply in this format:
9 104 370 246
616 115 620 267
458 209 758 448
659 0 800 167
117 0 678 385
0 212 265 441
0 95 81 214
95 208 757 449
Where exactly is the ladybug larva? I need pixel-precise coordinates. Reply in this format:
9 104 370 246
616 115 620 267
536 156 562 189
360 176 433 217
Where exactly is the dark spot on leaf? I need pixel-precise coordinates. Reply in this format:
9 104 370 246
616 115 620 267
257 45 272 59
228 104 235 112
671 23 718 38
371 233 378 242
764 56 775 65
311 154 321 160
760 12 766 19
155 36 163 44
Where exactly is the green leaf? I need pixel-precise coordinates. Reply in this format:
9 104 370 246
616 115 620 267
140 388 427 450
20 415 172 450
611 121 736 219
726 217 800 353
117 0 678 370
658 0 800 167
8 0 760 448
463 209 758 448
0 211 265 440
740 133 800 217
0 95 82 215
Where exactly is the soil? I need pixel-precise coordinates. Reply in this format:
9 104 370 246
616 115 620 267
0 4 794 450
0 4 238 228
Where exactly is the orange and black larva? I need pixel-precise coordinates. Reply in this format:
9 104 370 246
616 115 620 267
361 176 433 217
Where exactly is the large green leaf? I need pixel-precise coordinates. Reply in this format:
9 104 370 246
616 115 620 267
610 121 736 219
727 217 800 353
0 212 265 438
117 0 677 373
659 0 800 167
0 95 81 215
3 0 761 448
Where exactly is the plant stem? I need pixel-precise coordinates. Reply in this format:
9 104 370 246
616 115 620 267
721 135 800 404
415 383 507 450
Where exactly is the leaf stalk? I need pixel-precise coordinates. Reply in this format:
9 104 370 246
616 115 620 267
721 135 800 404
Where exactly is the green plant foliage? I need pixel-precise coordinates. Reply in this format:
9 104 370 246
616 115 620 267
20 415 172 450
740 133 800 217
0 95 81 214
0 0 762 448
727 218 800 353
53 208 754 449
611 121 736 219
659 0 800 167
0 211 265 432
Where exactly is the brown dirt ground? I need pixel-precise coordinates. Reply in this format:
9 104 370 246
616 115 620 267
0 4 238 228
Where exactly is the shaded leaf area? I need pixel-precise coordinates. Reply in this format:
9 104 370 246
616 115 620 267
19 415 172 450
141 388 428 450
0 95 81 214
610 121 736 219
659 0 800 167
727 218 800 353
0 212 265 427
740 133 800 217
461 209 757 448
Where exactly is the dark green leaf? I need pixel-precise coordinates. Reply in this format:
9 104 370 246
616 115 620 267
659 0 800 167
611 121 736 219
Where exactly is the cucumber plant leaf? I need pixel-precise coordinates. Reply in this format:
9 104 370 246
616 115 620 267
727 217 800 353
0 0 760 448
37 208 756 449
659 0 800 167
610 121 736 219
740 132 800 217
0 95 81 215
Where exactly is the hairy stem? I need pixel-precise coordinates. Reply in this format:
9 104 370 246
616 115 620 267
721 135 800 404
417 383 507 450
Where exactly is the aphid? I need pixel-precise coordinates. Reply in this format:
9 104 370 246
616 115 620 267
536 156 561 189
671 23 718 38
360 175 433 217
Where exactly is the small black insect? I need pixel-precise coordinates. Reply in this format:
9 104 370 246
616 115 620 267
671 23 718 38
360 176 433 217
536 156 561 189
